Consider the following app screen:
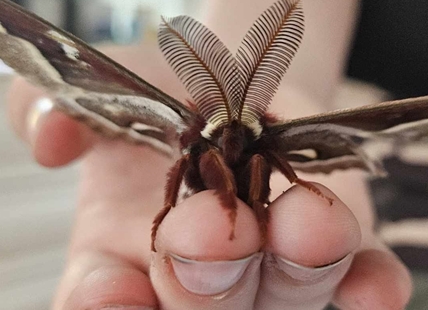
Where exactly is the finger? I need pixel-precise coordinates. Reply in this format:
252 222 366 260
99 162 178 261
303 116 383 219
7 77 95 166
311 174 413 309
256 183 361 309
53 143 172 309
58 252 157 310
333 246 412 309
151 190 264 310
31 105 95 167
7 77 43 140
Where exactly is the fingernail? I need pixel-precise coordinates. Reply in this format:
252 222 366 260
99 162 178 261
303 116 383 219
170 253 257 295
101 306 155 310
26 97 54 145
275 253 352 282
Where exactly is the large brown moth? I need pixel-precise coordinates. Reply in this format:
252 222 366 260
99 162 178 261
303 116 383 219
1 0 428 250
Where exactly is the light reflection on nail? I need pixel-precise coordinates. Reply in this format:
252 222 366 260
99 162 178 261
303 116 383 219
27 97 54 131
169 253 258 295
26 97 54 144
101 306 155 310
275 253 352 282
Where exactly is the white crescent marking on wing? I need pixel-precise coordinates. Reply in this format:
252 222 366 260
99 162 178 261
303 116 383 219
46 30 91 67
61 43 80 61
47 30 75 44
0 22 7 34
287 148 318 159
103 103 125 114
131 122 163 133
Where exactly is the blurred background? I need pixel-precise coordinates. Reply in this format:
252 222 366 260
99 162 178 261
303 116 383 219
0 0 427 309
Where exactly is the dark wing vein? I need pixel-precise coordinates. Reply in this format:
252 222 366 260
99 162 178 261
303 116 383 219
236 0 304 125
158 16 240 126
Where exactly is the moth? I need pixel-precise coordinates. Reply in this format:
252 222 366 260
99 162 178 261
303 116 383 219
1 0 428 250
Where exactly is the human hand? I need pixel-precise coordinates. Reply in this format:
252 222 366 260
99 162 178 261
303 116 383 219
7 45 412 310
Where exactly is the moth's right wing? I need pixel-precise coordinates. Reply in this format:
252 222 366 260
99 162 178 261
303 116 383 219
0 0 197 155
266 95 428 174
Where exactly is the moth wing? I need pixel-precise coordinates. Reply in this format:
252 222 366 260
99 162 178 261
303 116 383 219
266 95 428 174
0 0 196 155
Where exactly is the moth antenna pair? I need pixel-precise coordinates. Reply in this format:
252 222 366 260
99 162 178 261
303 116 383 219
159 0 304 136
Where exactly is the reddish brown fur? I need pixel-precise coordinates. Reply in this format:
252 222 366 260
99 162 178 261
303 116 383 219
199 149 238 239
221 121 246 165
151 154 190 251
179 114 206 149
151 112 334 251
150 115 336 251
164 154 191 208
260 111 281 125
246 155 271 239
247 155 271 206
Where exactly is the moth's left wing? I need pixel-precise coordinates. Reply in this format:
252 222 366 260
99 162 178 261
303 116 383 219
265 95 428 174
0 0 197 155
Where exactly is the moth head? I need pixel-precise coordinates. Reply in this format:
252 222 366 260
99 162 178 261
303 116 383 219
205 121 256 164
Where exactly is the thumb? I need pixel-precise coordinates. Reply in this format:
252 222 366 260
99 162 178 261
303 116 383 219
150 190 264 310
256 183 361 309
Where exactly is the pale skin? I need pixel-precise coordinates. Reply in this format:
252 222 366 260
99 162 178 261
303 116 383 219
7 0 412 309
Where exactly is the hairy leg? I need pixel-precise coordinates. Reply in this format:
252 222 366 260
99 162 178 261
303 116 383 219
267 151 334 205
199 149 238 239
245 154 272 241
151 154 190 251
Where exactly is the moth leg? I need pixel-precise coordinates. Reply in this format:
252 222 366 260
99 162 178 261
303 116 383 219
199 149 238 240
246 154 272 241
267 151 334 205
151 154 190 251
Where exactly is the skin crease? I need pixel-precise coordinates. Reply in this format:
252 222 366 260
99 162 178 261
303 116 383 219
6 0 413 309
